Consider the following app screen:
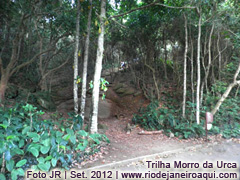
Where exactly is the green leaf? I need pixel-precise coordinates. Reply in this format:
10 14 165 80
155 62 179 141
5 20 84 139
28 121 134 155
17 168 25 176
41 138 50 146
76 143 86 151
6 159 15 171
22 126 31 134
66 128 74 135
70 135 76 144
59 145 66 151
27 132 40 142
0 124 8 129
19 139 24 148
12 148 24 155
0 173 6 180
28 147 39 157
89 134 100 144
16 159 27 167
11 169 18 180
38 161 51 172
40 146 50 154
62 134 71 141
56 131 63 137
45 156 52 161
37 157 45 163
51 158 57 167
102 94 106 100
6 135 18 141
77 130 88 137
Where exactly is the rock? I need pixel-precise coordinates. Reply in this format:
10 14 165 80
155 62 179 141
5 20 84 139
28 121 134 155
115 87 126 94
169 132 175 138
51 86 73 104
57 99 74 111
34 92 56 111
122 87 135 96
102 69 111 76
113 83 124 91
115 87 135 96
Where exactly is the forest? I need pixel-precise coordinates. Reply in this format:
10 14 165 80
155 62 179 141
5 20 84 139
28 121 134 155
0 0 240 179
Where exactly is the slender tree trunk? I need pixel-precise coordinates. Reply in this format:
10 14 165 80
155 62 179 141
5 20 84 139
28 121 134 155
217 32 221 80
90 0 106 134
190 39 194 105
73 0 80 114
211 61 240 115
203 24 214 94
196 9 202 124
80 0 93 123
163 30 168 79
39 38 48 91
182 14 188 118
200 24 214 106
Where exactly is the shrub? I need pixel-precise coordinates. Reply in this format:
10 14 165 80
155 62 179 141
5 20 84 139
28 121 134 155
132 101 205 139
0 103 109 180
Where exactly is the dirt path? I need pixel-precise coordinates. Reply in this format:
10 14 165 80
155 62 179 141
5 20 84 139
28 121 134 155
81 114 239 169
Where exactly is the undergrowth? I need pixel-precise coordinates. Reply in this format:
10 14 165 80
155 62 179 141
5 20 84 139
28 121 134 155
132 97 240 139
132 101 205 139
0 103 109 180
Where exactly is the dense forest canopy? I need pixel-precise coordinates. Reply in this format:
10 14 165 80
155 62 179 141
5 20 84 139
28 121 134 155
0 0 239 179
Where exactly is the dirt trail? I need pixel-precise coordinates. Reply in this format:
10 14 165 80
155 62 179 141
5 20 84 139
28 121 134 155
81 112 240 169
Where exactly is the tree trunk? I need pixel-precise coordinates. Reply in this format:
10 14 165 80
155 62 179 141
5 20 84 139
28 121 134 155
211 61 240 115
163 29 168 80
196 8 202 124
90 0 106 134
80 0 93 123
217 32 222 80
0 75 8 104
182 14 188 118
190 39 194 105
73 0 80 114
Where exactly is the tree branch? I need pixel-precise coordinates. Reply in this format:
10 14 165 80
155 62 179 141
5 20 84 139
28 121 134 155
40 56 71 82
211 61 240 115
10 48 54 76
110 18 127 28
233 60 240 82
110 1 157 19
155 3 196 9
109 1 196 21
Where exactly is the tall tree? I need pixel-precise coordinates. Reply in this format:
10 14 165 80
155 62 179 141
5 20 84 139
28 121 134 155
90 0 106 134
73 0 80 114
196 7 202 124
182 13 188 118
80 0 93 123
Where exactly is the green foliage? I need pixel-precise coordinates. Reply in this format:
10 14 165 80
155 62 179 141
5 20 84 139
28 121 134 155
0 103 109 180
204 79 240 139
89 78 109 100
211 81 228 95
210 97 240 139
132 101 163 130
132 101 205 139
